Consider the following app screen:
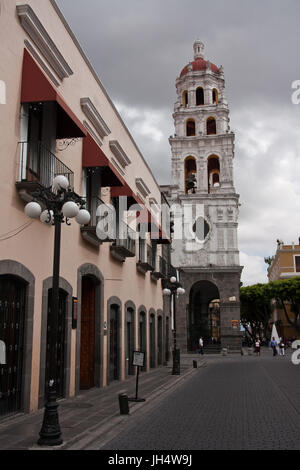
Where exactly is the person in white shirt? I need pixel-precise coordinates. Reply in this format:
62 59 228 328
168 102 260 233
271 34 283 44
199 337 204 355
255 338 261 356
279 340 285 356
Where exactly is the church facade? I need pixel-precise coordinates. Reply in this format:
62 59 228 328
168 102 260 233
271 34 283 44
162 41 243 353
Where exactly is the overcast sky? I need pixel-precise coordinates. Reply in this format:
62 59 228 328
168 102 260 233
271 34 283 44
56 0 300 286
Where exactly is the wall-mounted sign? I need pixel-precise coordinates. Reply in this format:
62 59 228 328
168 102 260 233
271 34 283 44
132 351 145 368
232 320 239 329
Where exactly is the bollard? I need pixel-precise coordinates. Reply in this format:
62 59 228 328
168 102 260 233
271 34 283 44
193 360 197 368
118 393 129 415
222 348 228 356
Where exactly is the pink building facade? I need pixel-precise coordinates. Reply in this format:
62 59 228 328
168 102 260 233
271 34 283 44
0 0 172 418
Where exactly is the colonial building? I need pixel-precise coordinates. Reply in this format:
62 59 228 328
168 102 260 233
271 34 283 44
162 41 243 352
267 239 300 339
0 0 172 419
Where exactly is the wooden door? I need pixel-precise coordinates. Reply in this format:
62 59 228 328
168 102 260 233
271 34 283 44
0 276 26 418
80 278 95 390
109 306 119 382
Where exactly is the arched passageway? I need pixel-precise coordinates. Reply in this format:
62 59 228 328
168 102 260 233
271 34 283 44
188 281 220 351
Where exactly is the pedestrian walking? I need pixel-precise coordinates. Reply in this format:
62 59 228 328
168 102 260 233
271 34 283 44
279 340 285 356
199 337 204 355
255 338 261 356
270 337 278 356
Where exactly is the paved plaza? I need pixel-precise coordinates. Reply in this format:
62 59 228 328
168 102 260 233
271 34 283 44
0 348 299 451
97 349 300 451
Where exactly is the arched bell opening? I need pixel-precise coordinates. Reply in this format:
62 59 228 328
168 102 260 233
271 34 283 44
207 155 220 193
184 156 197 194
212 88 219 105
196 87 204 106
186 119 196 137
182 90 188 107
206 116 216 135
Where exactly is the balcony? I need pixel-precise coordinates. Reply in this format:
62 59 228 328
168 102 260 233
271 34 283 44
137 243 155 275
81 196 114 247
16 141 74 202
151 256 168 281
110 222 136 262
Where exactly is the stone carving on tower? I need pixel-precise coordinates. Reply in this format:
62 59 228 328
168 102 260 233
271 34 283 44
164 41 243 353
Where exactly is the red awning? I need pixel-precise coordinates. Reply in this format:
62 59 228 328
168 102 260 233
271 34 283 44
112 185 171 243
110 184 143 207
82 133 126 187
21 49 87 139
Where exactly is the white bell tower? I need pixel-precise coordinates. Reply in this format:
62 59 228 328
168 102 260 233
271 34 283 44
166 42 243 353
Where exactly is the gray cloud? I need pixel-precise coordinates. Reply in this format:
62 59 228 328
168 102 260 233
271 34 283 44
56 0 300 285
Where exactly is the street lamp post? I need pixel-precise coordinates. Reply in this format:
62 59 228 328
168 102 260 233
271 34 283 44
24 175 90 446
163 276 185 375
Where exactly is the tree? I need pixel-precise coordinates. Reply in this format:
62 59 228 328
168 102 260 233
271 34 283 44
240 283 272 343
266 277 300 335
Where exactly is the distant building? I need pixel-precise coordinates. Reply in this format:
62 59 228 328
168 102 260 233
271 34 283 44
267 239 300 339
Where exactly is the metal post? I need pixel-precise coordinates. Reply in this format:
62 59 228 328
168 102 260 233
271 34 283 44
172 290 180 375
135 365 140 400
38 212 63 446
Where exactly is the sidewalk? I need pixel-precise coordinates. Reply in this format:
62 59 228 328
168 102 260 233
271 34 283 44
0 357 205 450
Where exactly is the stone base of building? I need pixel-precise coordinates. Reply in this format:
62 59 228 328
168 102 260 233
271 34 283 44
221 333 242 352
175 266 243 354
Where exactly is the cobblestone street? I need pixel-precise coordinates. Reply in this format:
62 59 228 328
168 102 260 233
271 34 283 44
91 349 300 451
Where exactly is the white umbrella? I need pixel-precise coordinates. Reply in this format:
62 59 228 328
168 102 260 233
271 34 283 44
271 323 280 353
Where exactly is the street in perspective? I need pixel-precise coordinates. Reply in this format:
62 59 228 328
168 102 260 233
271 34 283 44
1 0 300 458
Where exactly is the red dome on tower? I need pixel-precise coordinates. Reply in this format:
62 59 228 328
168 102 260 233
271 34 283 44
180 58 219 77
180 41 220 77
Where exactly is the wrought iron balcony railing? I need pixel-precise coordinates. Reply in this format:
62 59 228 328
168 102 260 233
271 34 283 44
151 255 168 280
81 196 113 247
16 141 74 196
110 222 136 261
137 242 155 274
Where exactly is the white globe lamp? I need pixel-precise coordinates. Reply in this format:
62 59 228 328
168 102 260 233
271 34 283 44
53 175 69 191
62 201 79 219
40 210 54 225
25 202 42 219
75 209 91 225
163 288 172 296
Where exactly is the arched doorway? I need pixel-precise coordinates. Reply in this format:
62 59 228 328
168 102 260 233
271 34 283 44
165 317 170 363
149 313 155 368
0 275 26 417
157 315 163 366
125 306 135 376
109 304 120 382
138 310 146 371
188 281 220 351
80 276 97 390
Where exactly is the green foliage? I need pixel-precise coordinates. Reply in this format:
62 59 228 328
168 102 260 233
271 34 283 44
240 277 300 338
264 256 274 266
240 283 272 341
